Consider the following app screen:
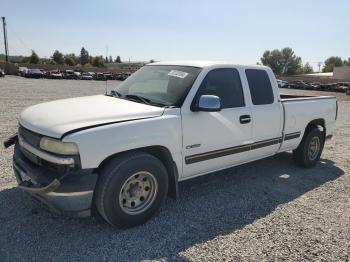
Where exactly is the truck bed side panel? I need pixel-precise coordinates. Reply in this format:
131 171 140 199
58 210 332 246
279 97 337 152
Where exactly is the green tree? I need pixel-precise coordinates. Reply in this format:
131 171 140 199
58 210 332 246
64 55 75 66
115 56 121 63
65 53 78 65
281 48 302 75
91 56 104 67
52 50 64 65
74 54 80 64
80 47 89 65
29 50 40 64
261 49 283 75
260 47 302 76
21 56 30 63
343 57 350 66
302 62 314 74
322 56 343 72
149 59 155 63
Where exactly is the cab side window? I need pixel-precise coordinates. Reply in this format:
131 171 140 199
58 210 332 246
196 68 245 109
245 69 274 105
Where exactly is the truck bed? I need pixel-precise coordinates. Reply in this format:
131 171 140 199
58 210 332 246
278 93 337 153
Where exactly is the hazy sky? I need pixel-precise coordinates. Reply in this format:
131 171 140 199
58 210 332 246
1 0 349 68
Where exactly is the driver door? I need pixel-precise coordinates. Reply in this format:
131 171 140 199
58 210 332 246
181 68 253 178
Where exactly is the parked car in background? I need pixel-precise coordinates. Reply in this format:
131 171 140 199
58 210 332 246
324 84 336 92
0 68 5 77
63 70 77 80
287 80 309 90
113 73 122 80
25 69 44 79
74 72 82 80
40 69 47 76
95 73 106 81
88 72 96 79
332 85 348 93
276 79 288 88
47 71 63 79
81 72 93 80
338 82 349 88
103 72 114 80
114 72 130 81
309 82 321 91
18 67 28 77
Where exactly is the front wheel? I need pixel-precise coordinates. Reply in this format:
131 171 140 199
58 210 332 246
293 128 324 168
94 152 168 228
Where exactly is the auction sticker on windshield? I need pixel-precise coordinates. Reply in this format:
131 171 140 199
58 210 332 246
168 70 188 79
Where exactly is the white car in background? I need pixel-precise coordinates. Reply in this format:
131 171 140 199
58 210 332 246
81 72 93 80
277 79 288 88
74 71 82 80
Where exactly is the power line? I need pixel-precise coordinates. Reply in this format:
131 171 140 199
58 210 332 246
7 23 32 54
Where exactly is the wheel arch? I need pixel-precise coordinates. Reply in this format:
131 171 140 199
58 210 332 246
96 145 179 199
304 118 326 140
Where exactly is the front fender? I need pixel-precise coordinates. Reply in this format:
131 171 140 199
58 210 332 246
63 113 182 175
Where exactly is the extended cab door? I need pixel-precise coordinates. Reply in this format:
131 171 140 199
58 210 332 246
243 68 283 158
181 68 253 178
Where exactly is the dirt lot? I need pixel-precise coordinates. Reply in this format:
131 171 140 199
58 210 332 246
0 76 349 261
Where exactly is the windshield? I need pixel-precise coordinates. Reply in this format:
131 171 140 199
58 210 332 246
112 65 201 107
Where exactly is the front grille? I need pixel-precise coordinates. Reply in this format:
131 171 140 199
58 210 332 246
18 125 42 165
21 146 40 165
17 125 80 170
18 125 42 148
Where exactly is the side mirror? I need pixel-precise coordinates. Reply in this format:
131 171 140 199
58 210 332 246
196 95 221 112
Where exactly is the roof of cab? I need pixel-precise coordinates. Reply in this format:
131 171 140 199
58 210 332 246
149 60 269 69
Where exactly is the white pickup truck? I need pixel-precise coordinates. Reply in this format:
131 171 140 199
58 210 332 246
4 61 337 228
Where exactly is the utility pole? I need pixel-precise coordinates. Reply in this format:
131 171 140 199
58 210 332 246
2 17 9 63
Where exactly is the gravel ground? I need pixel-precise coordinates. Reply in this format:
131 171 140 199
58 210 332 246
0 76 349 261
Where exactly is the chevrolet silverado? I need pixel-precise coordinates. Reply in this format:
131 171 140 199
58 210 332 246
4 61 337 228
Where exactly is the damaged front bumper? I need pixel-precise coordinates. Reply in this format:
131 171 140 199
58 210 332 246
5 135 98 217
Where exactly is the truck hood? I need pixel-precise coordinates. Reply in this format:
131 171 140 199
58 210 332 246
19 95 164 138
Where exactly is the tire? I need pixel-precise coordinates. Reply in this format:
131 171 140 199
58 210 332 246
293 127 324 168
94 151 168 228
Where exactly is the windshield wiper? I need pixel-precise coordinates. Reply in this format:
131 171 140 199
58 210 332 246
110 90 122 97
124 94 152 105
125 95 168 107
110 92 166 107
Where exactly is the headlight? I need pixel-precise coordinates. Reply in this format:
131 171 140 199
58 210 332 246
40 137 79 155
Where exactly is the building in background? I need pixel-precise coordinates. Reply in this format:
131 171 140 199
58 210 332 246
333 66 350 81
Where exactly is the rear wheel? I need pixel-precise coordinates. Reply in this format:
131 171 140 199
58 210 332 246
94 152 168 228
293 127 324 168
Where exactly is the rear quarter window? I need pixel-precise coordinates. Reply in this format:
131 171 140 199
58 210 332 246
245 69 274 105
